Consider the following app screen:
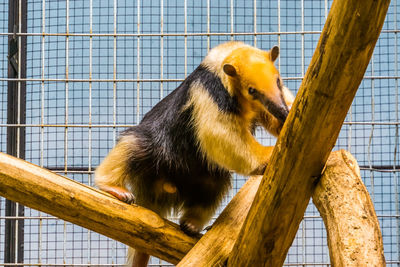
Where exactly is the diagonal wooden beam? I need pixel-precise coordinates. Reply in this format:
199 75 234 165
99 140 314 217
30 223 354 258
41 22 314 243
228 0 390 266
0 152 199 265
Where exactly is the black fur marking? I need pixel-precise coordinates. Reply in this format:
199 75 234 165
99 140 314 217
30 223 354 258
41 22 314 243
195 64 240 114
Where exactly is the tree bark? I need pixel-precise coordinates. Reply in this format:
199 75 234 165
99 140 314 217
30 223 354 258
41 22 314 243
313 150 385 267
0 152 199 265
228 0 390 266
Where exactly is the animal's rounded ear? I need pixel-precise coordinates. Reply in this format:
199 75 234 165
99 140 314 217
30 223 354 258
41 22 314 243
269 46 280 62
223 64 237 77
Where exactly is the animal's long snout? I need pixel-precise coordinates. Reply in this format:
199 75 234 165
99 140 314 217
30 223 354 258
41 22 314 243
261 96 290 124
268 102 289 124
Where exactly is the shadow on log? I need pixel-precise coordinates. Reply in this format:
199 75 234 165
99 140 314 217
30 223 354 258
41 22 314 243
313 150 385 267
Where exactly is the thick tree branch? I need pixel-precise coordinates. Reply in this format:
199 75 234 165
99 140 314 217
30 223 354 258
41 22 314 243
228 0 390 266
0 152 199 265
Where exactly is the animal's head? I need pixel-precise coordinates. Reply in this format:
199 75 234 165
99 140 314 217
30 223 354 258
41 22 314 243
222 45 290 124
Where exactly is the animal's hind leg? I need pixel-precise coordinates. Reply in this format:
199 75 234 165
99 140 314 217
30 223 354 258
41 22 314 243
95 136 137 204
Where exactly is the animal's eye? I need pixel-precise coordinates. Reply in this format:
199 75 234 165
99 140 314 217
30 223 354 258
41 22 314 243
248 87 257 95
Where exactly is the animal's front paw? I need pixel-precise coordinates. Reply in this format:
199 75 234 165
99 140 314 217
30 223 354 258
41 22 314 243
99 185 135 204
180 219 203 236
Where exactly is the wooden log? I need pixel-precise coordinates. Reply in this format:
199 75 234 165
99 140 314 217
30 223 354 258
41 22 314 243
177 176 262 267
228 0 390 266
313 150 385 267
0 152 199 265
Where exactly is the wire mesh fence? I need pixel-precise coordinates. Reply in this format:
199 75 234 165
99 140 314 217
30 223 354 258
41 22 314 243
0 0 399 266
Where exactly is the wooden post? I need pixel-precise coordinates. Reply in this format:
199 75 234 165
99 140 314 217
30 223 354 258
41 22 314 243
228 0 390 266
313 150 385 266
0 152 199 265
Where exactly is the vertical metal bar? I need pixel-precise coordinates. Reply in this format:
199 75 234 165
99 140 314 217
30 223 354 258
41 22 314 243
5 0 26 264
300 0 305 77
253 0 257 46
40 0 45 194
300 0 306 265
112 0 118 262
136 0 140 125
63 0 70 263
88 0 93 187
206 0 210 51
113 0 117 135
160 0 164 99
38 210 42 265
393 0 400 261
368 58 375 201
184 0 187 78
230 0 234 41
277 0 281 70
14 0 24 263
87 0 93 263
64 0 69 173
39 0 46 264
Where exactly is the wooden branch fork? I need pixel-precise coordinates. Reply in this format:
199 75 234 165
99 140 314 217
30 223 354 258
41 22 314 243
0 0 390 265
0 150 385 266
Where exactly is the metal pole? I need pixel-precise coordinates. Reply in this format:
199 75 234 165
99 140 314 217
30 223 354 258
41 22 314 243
5 0 27 264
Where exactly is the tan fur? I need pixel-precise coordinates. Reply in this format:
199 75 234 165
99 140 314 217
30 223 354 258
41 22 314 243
202 42 248 75
95 135 176 209
95 136 136 188
187 82 273 175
